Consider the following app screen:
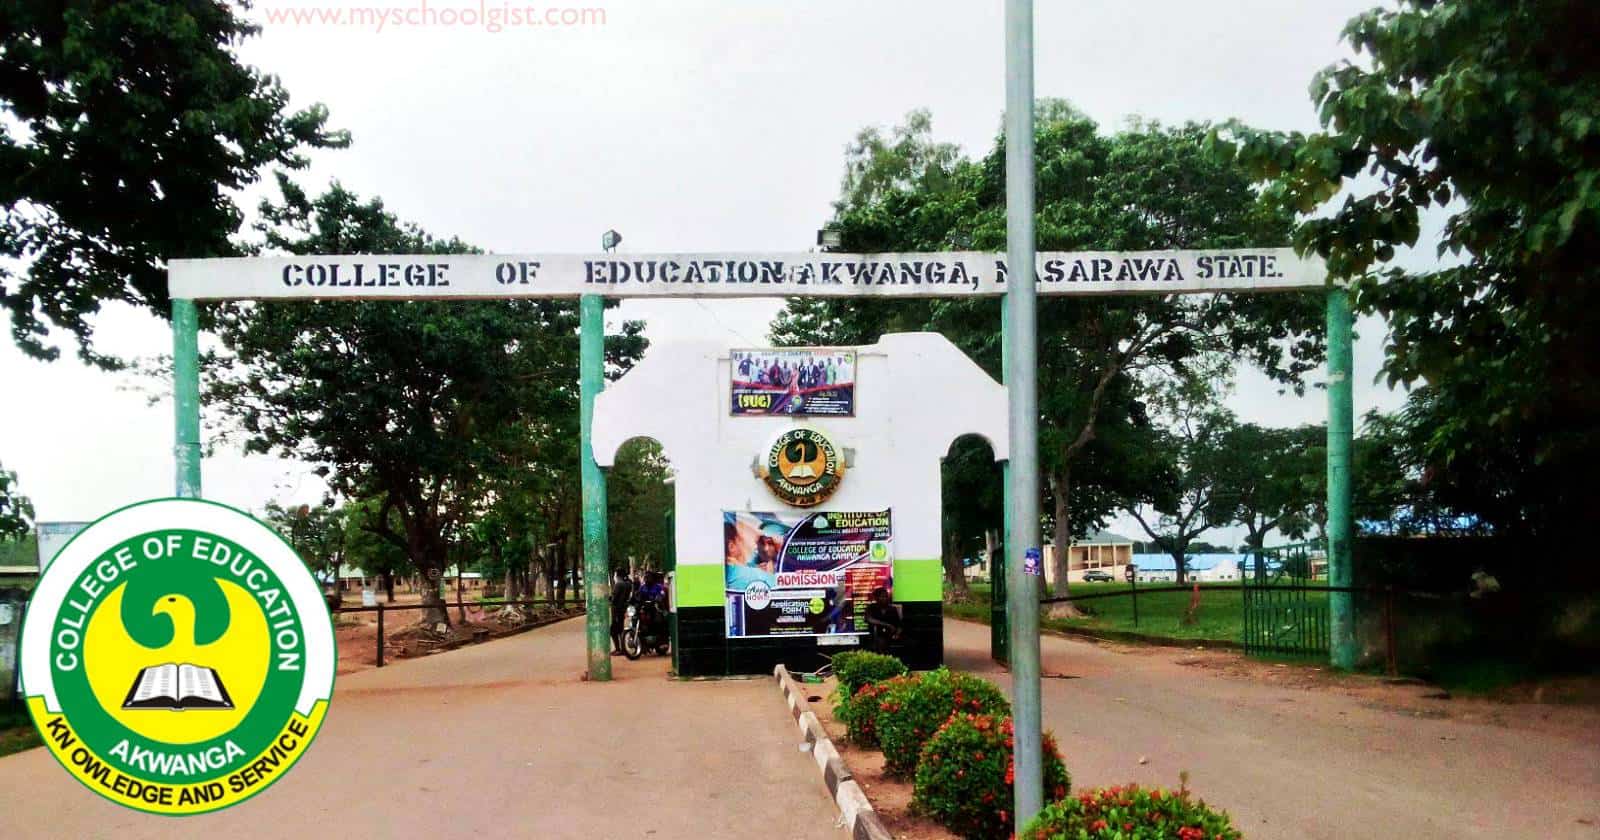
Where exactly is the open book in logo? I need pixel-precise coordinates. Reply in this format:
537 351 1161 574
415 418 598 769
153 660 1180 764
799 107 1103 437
122 663 234 711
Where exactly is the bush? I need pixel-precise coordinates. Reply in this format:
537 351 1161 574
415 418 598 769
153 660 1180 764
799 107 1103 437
1019 782 1243 840
842 674 912 746
830 650 908 732
876 668 1009 776
913 713 1070 840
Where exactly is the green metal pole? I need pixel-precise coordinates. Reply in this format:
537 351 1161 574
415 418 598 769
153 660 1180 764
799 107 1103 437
172 298 202 499
1004 0 1044 823
579 294 612 681
1326 286 1356 669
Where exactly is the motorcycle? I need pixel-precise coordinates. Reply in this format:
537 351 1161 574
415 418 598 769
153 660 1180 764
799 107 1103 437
623 598 670 660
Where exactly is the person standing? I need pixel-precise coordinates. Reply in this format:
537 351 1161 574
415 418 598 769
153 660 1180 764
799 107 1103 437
610 569 634 655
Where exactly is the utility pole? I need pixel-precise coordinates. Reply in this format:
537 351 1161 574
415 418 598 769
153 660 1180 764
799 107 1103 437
1003 0 1043 826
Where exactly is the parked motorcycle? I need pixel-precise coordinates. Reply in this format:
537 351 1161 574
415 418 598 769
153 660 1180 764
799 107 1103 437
622 599 670 660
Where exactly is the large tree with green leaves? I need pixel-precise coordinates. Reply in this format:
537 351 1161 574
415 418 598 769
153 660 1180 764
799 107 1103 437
606 439 673 574
209 180 644 626
0 1 346 362
1216 0 1600 547
775 105 1324 604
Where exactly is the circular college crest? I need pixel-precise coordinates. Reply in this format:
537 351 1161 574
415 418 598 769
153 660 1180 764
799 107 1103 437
19 498 335 815
761 427 845 507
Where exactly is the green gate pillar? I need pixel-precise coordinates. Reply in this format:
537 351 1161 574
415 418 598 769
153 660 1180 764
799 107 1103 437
172 298 203 499
1326 286 1356 669
579 294 612 681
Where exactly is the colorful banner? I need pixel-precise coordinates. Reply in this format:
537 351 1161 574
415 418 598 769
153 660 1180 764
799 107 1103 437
731 349 856 417
723 510 892 639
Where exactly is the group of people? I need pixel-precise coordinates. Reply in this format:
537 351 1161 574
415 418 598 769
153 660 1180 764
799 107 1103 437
736 354 850 390
609 568 667 655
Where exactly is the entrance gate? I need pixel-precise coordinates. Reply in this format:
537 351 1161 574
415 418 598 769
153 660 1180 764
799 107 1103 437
1241 540 1329 659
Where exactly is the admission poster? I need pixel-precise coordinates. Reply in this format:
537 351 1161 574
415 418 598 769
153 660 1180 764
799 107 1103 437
723 510 892 639
730 348 856 417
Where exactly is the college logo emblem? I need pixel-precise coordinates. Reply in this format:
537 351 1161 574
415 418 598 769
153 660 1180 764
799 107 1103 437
19 499 335 815
760 427 845 507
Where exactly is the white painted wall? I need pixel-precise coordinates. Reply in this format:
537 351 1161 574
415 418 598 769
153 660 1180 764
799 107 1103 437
591 332 1009 570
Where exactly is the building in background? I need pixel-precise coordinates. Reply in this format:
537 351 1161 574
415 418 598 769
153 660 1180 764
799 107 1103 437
1044 530 1137 587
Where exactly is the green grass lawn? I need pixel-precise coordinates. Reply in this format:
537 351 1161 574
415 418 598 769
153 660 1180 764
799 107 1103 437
948 580 1328 645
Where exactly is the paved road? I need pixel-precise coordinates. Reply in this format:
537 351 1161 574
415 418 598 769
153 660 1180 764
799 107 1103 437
0 618 838 840
944 619 1600 840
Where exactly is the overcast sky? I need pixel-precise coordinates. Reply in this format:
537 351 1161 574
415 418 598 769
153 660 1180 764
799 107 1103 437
0 0 1413 548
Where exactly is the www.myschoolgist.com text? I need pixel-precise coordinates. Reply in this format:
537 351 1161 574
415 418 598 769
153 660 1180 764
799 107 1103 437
259 1 608 34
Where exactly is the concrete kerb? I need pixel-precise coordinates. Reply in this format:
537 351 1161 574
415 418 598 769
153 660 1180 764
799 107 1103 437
774 665 893 840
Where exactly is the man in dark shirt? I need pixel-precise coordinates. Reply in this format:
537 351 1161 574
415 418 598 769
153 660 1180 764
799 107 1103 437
609 569 634 655
864 586 902 653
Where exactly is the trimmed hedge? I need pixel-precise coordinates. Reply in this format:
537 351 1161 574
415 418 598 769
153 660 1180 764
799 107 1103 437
876 668 1010 776
843 674 912 746
913 713 1071 840
830 650 908 739
1019 783 1243 840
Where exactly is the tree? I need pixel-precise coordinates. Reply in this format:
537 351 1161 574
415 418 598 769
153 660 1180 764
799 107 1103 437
264 501 346 584
1212 423 1321 554
1126 394 1233 585
341 497 410 603
1216 0 1600 548
940 435 1003 601
0 461 33 542
0 1 347 364
209 180 645 626
606 439 673 574
775 106 1323 609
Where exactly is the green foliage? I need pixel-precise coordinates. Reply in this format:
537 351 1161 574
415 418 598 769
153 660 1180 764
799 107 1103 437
830 651 908 734
841 674 910 747
606 439 673 572
0 1 347 364
1019 782 1242 840
875 668 1010 776
264 502 345 581
208 180 646 622
777 105 1323 582
831 650 910 698
1216 0 1600 546
0 463 33 543
913 713 1070 840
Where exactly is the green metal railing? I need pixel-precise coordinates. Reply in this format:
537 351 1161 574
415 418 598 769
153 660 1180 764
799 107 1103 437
1241 540 1329 659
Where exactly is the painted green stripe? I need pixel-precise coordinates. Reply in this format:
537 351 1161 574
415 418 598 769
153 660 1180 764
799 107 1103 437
894 558 942 602
675 563 725 608
676 559 944 606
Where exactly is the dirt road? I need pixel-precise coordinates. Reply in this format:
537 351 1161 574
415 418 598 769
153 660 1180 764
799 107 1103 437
944 619 1600 839
0 618 837 840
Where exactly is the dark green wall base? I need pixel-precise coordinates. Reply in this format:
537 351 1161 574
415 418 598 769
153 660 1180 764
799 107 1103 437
674 603 943 677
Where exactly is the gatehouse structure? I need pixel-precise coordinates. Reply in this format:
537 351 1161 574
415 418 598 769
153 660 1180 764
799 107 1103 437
591 332 1007 676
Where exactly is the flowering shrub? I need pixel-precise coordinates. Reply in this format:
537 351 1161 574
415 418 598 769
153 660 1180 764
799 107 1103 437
830 651 908 739
843 673 915 746
913 713 1070 840
876 668 1010 776
1018 782 1243 840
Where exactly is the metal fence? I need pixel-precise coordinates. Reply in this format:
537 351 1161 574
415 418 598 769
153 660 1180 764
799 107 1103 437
330 596 585 667
1242 541 1329 659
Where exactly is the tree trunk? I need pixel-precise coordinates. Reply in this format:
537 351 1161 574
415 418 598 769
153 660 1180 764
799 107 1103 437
555 538 569 607
406 527 451 629
942 531 970 602
382 569 395 603
1047 469 1085 618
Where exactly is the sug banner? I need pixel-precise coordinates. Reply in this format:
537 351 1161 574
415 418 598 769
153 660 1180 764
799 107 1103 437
731 348 856 417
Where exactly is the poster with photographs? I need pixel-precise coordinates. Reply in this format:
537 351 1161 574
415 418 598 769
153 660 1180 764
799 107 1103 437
730 348 855 417
723 510 892 639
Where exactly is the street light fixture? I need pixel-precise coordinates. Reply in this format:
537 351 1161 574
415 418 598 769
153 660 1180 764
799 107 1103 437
816 228 843 251
601 229 623 252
